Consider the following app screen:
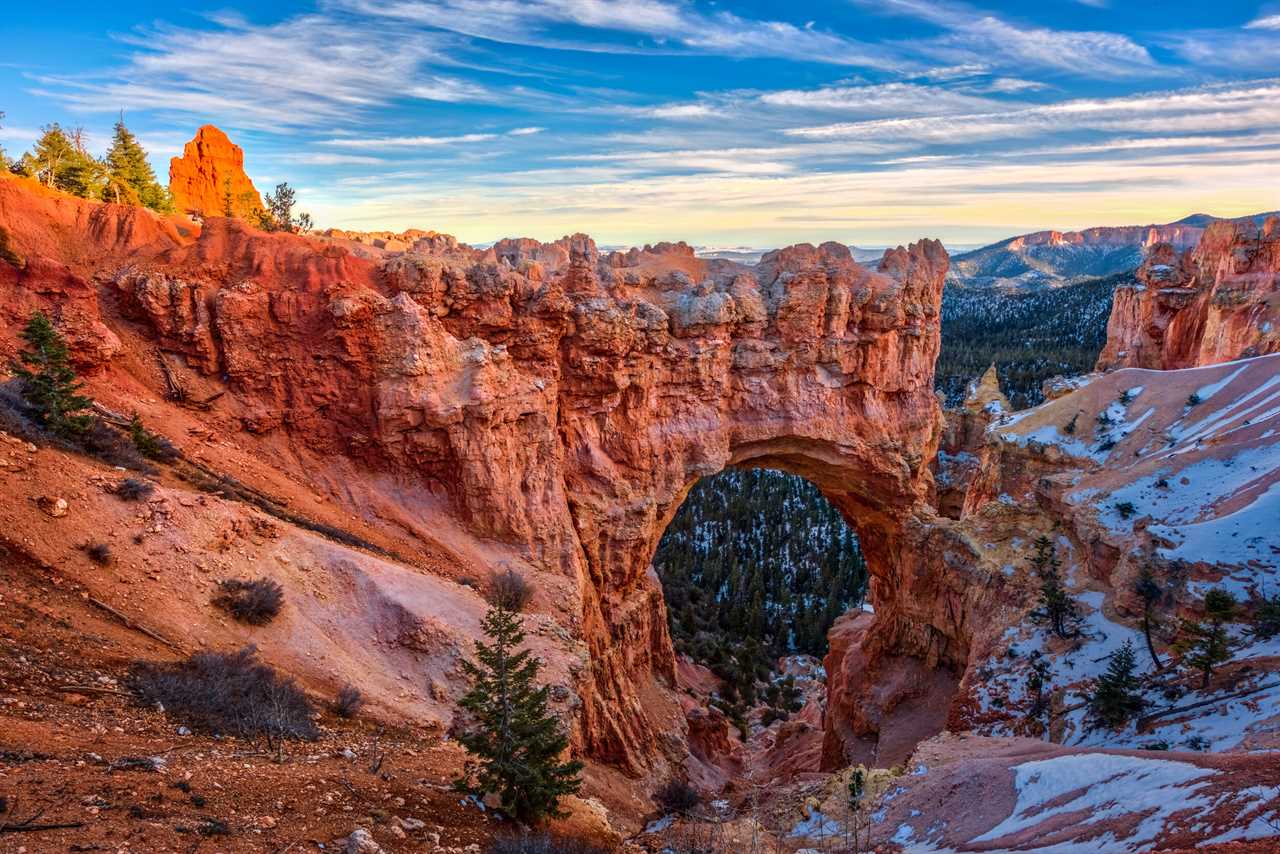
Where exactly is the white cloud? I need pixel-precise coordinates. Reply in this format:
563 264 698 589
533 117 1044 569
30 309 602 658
340 0 909 69
322 133 499 148
1245 14 1280 30
757 81 1002 114
785 79 1280 144
855 0 1158 79
507 127 545 136
33 12 506 130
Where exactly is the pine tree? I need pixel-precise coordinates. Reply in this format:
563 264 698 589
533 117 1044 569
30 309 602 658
1134 566 1163 670
10 310 94 436
453 603 582 823
265 182 297 232
103 118 172 213
1028 536 1082 639
1172 612 1233 691
1025 654 1051 719
20 125 104 198
1087 640 1145 728
1251 592 1280 641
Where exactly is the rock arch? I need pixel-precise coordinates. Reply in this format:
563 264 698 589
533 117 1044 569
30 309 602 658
0 179 978 775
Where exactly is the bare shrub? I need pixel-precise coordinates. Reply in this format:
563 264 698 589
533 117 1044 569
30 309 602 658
86 542 113 565
116 477 155 501
654 779 701 813
488 832 611 854
126 646 316 741
79 420 154 472
213 578 284 625
333 684 363 719
489 568 535 611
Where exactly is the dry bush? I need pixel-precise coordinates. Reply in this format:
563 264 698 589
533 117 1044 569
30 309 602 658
116 477 155 501
333 684 363 719
489 568 535 611
654 779 701 813
85 542 113 565
126 646 316 741
213 578 285 625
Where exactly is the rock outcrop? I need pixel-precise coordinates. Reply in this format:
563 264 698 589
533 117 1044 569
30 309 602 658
0 173 979 777
169 125 265 220
1098 216 1280 370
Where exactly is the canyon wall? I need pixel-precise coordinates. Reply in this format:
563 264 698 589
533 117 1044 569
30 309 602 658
1098 216 1280 370
0 169 983 775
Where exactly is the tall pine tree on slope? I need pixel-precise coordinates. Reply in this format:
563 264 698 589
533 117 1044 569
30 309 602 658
104 118 173 213
453 603 582 823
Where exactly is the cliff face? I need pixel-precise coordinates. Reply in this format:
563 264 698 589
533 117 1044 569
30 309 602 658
0 173 982 776
169 125 265 219
1098 217 1280 370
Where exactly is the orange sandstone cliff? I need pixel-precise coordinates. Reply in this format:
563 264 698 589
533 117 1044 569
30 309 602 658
168 124 265 219
0 171 979 779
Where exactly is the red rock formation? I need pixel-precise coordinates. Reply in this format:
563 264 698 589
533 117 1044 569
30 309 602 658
1098 217 1280 370
169 125 265 220
1 172 981 779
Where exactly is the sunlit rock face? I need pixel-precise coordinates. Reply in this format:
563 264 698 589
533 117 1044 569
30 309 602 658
168 125 265 220
1 172 981 774
1098 216 1280 371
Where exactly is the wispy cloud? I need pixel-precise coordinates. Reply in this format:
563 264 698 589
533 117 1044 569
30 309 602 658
32 11 508 129
785 80 1280 144
1246 14 1280 30
339 0 910 69
855 0 1158 78
323 133 499 148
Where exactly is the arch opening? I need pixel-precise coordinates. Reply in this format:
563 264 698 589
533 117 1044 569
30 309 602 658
653 468 869 728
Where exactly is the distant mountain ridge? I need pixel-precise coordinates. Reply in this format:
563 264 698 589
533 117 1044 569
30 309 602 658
950 211 1280 290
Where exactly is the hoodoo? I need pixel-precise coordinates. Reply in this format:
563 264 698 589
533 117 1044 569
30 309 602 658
168 124 265 220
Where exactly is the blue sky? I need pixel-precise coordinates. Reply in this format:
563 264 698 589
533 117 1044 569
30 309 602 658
3 0 1280 248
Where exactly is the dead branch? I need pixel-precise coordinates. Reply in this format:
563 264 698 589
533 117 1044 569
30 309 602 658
88 596 180 650
53 684 130 697
1137 680 1280 731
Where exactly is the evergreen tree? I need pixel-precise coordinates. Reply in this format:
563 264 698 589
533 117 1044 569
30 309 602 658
1178 592 1241 690
19 125 104 198
453 603 582 823
1086 640 1145 728
1028 536 1082 639
1025 654 1052 719
103 118 172 212
1179 619 1236 689
265 182 297 232
1251 592 1280 641
9 310 94 436
1134 566 1163 670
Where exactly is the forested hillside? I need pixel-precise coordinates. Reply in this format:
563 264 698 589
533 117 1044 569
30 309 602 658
935 272 1121 409
652 470 866 693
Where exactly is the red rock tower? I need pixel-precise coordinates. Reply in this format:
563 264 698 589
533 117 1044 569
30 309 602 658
168 125 265 220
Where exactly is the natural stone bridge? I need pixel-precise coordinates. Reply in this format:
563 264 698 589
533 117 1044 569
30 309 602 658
1 175 984 774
